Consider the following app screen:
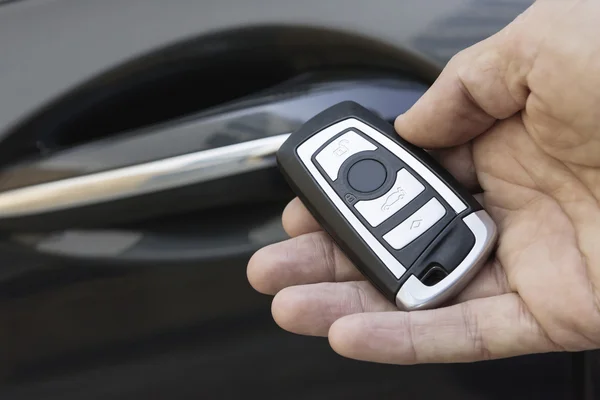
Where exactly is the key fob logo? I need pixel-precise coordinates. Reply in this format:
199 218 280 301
332 139 350 157
381 186 406 211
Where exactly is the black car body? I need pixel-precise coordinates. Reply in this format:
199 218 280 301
0 0 597 398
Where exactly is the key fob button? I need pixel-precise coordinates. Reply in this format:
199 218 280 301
354 168 424 227
347 159 387 193
383 198 447 250
315 130 377 180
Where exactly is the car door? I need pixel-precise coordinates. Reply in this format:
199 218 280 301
0 0 595 399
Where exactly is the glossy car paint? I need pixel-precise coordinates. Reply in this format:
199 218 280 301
0 0 596 399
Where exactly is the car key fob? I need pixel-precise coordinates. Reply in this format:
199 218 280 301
276 101 497 310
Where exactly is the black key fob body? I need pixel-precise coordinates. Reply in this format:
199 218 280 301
276 101 497 310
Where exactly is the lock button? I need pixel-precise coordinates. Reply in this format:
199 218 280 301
315 130 377 181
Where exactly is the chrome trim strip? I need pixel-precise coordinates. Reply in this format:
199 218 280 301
396 210 498 311
0 133 290 218
297 122 407 279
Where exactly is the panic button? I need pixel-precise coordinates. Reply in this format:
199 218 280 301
315 131 376 180
383 198 446 250
354 169 424 227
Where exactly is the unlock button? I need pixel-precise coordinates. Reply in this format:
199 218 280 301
315 131 377 181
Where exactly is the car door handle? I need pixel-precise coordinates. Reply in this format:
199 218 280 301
0 73 428 232
0 133 289 220
0 72 428 264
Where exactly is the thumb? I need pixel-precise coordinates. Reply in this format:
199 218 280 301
395 13 534 149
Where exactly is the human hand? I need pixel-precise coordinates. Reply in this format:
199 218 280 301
247 0 600 364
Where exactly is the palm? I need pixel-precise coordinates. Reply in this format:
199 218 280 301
471 113 600 351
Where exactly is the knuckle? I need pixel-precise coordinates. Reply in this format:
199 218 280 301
402 313 419 364
310 232 339 280
351 282 369 314
460 302 493 360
